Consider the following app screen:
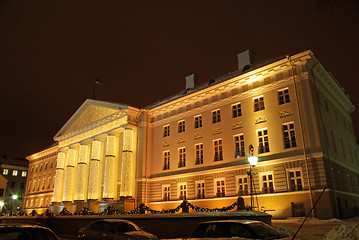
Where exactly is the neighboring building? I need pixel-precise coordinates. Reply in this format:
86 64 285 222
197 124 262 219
25 50 359 219
23 145 57 214
0 175 7 211
0 157 28 213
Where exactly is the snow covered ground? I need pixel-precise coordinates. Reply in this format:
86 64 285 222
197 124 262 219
272 216 359 240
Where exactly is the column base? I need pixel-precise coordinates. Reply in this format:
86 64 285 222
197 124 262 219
49 203 64 215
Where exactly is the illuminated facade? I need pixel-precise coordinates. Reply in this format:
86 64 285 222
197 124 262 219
25 50 359 218
24 145 57 214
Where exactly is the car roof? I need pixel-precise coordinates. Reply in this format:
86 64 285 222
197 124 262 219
92 219 134 223
0 224 48 229
198 220 263 225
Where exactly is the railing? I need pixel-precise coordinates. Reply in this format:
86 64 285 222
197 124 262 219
2 196 250 217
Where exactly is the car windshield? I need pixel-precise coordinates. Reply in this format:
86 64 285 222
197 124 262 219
0 228 58 240
246 223 285 239
113 222 138 233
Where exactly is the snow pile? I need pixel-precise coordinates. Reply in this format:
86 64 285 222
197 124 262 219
324 224 359 240
274 225 294 236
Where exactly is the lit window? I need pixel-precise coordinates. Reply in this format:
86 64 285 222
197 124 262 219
234 134 245 158
194 115 202 128
195 143 203 165
163 125 170 137
178 183 187 200
2 169 8 175
21 171 27 177
215 179 226 197
278 89 290 105
257 129 270 153
178 120 186 133
261 173 274 193
12 170 18 176
283 123 297 149
163 151 170 170
196 181 205 199
214 139 223 161
254 96 265 112
232 103 242 118
288 170 303 191
237 176 249 196
163 185 170 201
212 109 221 123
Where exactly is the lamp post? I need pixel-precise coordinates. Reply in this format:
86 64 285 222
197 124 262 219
247 144 258 211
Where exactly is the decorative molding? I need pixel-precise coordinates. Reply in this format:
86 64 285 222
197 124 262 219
255 116 266 124
212 128 222 135
162 142 170 147
232 122 243 130
194 133 203 140
279 109 293 118
177 137 185 144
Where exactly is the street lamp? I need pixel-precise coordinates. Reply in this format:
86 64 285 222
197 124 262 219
247 144 258 211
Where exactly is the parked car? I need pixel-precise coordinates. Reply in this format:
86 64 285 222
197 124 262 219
78 219 158 240
190 220 288 239
0 223 59 240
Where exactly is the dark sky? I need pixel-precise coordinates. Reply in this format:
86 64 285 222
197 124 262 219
1 0 359 159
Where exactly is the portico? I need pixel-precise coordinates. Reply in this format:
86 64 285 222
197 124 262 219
50 99 139 213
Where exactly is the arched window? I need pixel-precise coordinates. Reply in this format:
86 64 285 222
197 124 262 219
47 177 51 189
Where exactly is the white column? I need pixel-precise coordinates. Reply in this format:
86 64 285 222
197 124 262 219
62 148 77 202
74 144 89 201
88 140 102 200
103 135 117 199
120 128 134 197
52 151 66 203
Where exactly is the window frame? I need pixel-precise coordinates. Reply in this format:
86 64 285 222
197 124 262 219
178 147 186 168
194 115 203 129
163 125 170 137
178 120 186 133
260 172 275 194
163 151 170 170
283 122 297 149
234 134 245 158
195 180 205 199
162 184 171 201
12 170 18 176
236 175 249 196
253 96 265 112
257 128 270 154
2 169 8 175
232 103 242 118
212 109 221 124
213 139 223 161
278 88 290 105
195 143 204 165
214 178 226 197
178 182 187 200
286 168 304 191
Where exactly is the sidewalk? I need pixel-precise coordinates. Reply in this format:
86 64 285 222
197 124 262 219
272 217 359 240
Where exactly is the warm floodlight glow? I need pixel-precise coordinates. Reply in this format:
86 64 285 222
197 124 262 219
12 195 18 200
248 155 258 167
0 202 4 207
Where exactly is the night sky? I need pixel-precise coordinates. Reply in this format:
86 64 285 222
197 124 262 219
1 1 359 159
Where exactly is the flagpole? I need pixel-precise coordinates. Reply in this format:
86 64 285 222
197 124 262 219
92 80 96 99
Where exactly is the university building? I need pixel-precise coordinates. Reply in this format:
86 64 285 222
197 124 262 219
23 50 359 219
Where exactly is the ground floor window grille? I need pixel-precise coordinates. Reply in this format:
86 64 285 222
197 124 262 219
261 173 274 193
196 181 205 199
163 185 170 201
178 183 187 200
288 170 303 191
215 179 226 197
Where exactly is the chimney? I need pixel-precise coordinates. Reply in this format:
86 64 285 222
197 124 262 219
185 73 199 90
237 50 254 73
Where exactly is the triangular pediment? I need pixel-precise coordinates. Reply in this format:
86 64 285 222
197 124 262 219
54 99 128 139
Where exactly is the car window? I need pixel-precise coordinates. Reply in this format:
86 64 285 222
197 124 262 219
114 222 137 233
89 221 115 233
0 228 58 240
89 221 105 230
229 223 253 238
246 223 284 239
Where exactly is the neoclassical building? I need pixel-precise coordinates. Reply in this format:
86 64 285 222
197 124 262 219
24 50 359 218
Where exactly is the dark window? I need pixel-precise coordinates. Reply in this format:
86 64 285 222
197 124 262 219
212 110 221 123
278 89 290 105
20 182 25 189
10 181 15 188
0 189 4 197
232 103 242 118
